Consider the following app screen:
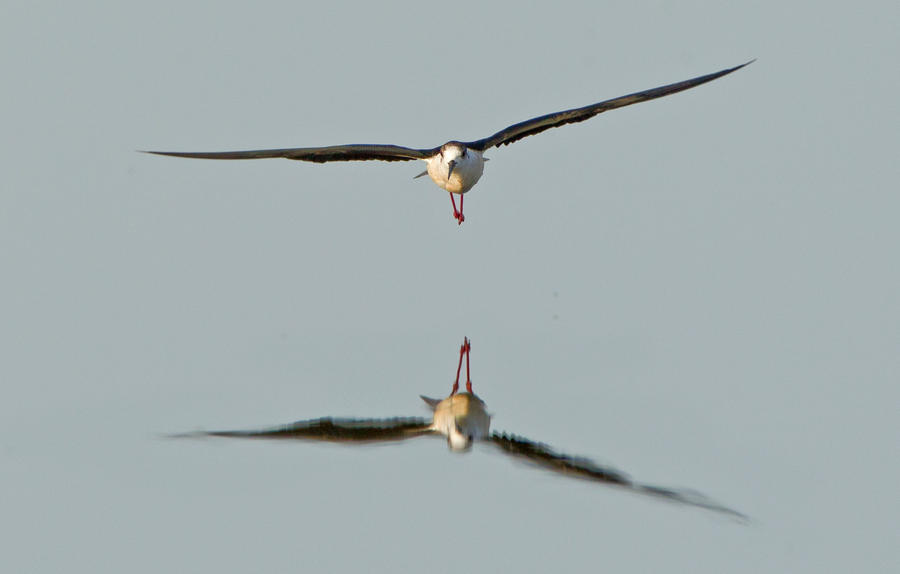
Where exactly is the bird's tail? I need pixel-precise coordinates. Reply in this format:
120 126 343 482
419 395 442 410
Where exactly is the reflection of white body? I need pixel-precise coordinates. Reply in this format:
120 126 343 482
146 62 752 225
423 392 491 451
178 338 745 519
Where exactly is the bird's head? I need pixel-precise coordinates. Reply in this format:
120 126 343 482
441 141 468 179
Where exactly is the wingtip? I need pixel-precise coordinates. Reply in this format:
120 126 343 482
138 150 202 158
636 484 750 521
704 60 755 83
160 430 209 440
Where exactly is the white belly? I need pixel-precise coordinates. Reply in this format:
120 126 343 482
426 150 485 194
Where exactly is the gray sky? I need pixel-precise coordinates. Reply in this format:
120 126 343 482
2 1 897 572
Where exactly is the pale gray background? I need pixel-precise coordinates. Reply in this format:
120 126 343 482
2 1 897 572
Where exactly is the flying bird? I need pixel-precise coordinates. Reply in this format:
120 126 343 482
174 337 745 518
145 61 752 225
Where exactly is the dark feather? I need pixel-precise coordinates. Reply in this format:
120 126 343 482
143 144 436 163
465 60 753 151
144 62 751 166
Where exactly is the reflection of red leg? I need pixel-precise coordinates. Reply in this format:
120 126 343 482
451 338 466 395
464 337 473 393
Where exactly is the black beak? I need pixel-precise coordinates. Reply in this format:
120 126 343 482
447 159 456 180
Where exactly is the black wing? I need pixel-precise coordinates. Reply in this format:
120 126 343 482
465 61 753 151
489 432 746 519
143 144 437 163
176 416 434 443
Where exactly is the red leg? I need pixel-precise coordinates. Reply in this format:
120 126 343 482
449 193 460 223
449 193 465 225
458 193 465 225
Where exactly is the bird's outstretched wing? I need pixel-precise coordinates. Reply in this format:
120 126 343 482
143 144 436 163
175 416 435 443
465 61 753 151
489 432 746 519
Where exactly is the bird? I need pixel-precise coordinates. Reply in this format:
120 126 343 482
144 61 753 225
173 337 745 518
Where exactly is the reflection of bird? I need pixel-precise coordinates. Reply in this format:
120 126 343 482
176 338 745 518
145 61 752 225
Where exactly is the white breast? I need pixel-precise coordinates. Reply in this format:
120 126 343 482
426 148 485 194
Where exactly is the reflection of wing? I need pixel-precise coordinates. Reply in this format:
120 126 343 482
143 144 437 163
489 433 632 484
489 432 746 519
465 61 752 151
178 417 434 443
